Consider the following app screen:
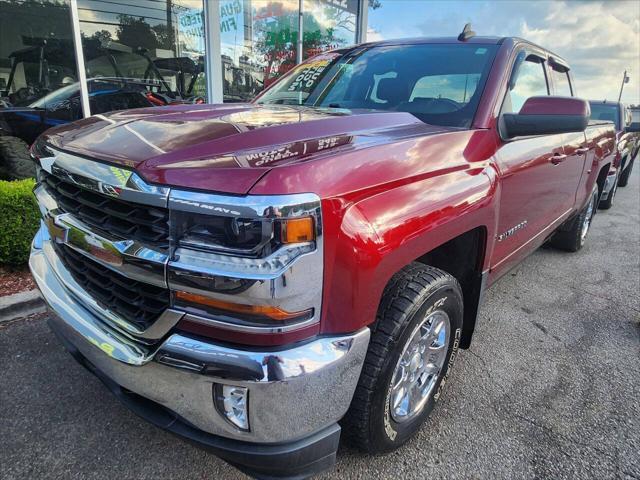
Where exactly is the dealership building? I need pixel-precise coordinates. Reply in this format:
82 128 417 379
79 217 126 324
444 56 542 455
0 0 375 116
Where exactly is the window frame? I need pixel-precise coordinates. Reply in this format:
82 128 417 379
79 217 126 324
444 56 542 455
500 48 550 116
548 62 573 97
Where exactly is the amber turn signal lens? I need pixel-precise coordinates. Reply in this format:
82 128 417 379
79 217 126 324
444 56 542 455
281 217 315 244
175 291 313 322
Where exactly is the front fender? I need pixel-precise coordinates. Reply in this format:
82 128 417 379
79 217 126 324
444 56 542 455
320 166 498 335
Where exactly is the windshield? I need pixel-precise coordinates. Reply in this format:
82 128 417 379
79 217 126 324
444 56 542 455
255 43 499 128
589 103 620 130
86 52 150 79
29 83 78 109
85 51 176 96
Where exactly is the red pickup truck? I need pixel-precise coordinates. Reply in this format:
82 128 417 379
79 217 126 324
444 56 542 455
589 100 640 208
29 34 615 479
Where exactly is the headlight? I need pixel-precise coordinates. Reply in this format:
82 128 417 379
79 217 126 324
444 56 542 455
168 190 323 334
172 211 316 258
174 210 272 256
169 189 319 258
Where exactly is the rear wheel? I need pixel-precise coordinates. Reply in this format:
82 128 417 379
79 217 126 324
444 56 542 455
549 185 598 252
0 136 35 180
618 156 635 187
343 263 463 453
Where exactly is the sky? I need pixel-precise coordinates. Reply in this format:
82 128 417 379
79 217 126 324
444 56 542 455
367 0 640 105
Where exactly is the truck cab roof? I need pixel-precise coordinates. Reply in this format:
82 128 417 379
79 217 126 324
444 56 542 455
359 36 569 68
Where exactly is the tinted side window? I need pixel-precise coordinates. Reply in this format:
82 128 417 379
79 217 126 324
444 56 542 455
504 57 549 113
551 68 572 96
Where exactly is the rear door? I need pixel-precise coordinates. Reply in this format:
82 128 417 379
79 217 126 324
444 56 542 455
491 50 572 278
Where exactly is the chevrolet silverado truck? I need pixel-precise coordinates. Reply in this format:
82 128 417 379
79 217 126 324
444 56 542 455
589 100 640 208
29 34 616 479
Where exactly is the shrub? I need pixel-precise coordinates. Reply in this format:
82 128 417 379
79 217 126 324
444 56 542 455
0 179 40 266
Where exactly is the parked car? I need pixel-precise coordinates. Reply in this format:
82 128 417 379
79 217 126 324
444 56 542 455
29 32 615 479
0 78 171 179
0 38 204 180
589 100 640 208
625 105 640 183
630 105 640 131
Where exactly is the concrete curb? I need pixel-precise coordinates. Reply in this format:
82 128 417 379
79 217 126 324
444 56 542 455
0 289 45 323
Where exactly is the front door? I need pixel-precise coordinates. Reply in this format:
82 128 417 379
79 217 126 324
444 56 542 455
490 52 576 279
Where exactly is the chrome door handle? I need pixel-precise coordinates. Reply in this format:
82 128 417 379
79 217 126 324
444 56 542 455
576 147 591 154
550 154 567 164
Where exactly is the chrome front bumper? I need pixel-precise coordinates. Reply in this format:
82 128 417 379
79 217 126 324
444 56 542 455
29 226 370 445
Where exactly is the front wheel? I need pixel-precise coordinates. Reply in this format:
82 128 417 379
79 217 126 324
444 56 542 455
342 263 463 453
549 185 598 252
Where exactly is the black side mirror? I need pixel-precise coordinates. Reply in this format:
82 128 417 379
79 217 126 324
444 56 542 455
502 96 590 139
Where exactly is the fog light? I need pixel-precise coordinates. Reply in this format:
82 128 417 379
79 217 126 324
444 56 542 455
215 384 249 431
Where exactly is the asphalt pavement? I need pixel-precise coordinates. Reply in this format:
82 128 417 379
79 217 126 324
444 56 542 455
1 166 638 480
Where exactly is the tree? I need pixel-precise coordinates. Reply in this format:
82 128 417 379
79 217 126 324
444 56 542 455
116 15 160 51
91 30 112 45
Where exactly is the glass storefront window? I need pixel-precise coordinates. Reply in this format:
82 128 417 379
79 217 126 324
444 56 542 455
0 0 80 179
302 0 357 59
77 0 207 111
0 0 77 108
219 0 360 103
1 0 366 119
219 0 299 102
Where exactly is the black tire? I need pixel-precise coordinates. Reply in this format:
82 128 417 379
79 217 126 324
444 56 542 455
342 263 463 453
549 185 598 252
618 156 634 187
0 136 35 180
598 173 617 210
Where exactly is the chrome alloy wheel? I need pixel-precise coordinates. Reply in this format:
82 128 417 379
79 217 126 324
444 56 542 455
389 309 450 423
580 194 595 244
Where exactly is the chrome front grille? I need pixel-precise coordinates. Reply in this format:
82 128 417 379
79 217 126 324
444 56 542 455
33 144 324 342
53 243 170 330
41 170 170 250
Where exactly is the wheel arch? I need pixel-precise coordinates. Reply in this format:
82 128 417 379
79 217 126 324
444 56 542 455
620 153 628 172
356 225 490 350
413 226 488 348
595 162 611 200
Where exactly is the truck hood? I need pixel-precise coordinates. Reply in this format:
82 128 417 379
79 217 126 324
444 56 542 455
43 103 448 194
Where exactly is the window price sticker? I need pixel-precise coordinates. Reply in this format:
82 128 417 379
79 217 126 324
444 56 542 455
287 54 340 92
